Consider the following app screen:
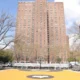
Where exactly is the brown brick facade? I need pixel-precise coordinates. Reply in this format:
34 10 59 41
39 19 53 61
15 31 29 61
15 0 69 63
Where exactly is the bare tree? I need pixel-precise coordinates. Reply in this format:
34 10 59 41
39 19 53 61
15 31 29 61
14 37 34 62
69 22 80 61
70 22 80 42
0 12 15 50
49 45 61 63
33 44 47 63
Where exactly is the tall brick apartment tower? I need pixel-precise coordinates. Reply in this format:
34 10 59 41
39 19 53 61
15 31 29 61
15 0 69 63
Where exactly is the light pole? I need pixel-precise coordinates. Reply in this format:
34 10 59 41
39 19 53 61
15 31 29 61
38 56 44 69
38 57 42 69
36 50 38 62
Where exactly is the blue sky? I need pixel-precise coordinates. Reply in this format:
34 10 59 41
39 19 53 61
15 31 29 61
0 0 54 17
0 0 18 17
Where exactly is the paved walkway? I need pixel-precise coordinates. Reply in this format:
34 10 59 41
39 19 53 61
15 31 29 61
0 69 80 80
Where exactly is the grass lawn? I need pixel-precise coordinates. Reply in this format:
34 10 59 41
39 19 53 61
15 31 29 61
0 69 80 80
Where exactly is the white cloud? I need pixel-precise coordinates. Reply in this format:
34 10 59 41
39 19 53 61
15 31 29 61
0 45 10 50
55 0 80 34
